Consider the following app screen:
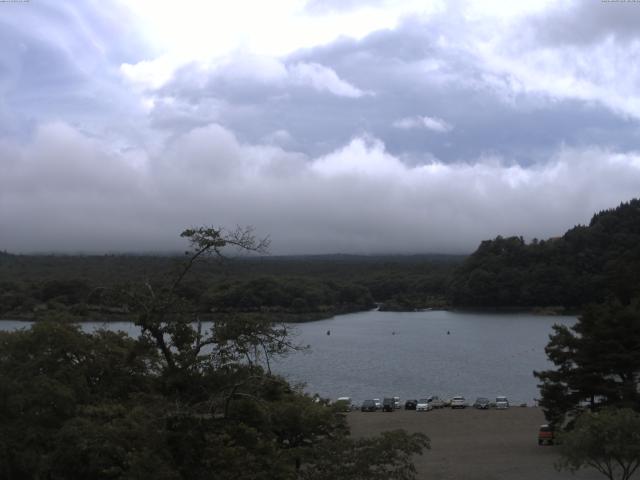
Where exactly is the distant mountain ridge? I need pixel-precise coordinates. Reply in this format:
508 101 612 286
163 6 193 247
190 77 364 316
449 198 640 308
3 200 638 316
0 246 461 320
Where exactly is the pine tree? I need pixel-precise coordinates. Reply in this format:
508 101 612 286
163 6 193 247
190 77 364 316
534 299 640 427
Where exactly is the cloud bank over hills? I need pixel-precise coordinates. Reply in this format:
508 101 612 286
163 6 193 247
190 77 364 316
3 121 638 254
1 0 639 253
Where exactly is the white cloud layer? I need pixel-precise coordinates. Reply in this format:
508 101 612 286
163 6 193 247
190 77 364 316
393 116 453 132
3 1 640 254
289 62 370 97
121 53 369 99
1 122 638 254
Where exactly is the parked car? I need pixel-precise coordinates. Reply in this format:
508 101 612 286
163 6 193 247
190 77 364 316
393 396 401 409
495 396 510 409
427 395 446 409
383 397 395 412
416 398 433 412
335 397 352 412
538 424 555 445
473 397 490 409
373 398 382 410
361 400 377 412
404 399 418 410
450 396 467 409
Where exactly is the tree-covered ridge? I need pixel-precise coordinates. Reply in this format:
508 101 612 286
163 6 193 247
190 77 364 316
0 254 460 321
204 277 374 314
449 199 640 308
3 198 640 317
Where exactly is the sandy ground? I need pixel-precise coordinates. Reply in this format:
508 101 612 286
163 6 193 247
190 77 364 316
347 407 610 480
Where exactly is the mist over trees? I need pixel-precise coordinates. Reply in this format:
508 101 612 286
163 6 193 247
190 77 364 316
2 199 640 322
2 199 640 321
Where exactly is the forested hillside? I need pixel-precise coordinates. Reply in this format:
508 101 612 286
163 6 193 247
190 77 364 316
3 199 639 319
0 253 460 321
449 199 640 308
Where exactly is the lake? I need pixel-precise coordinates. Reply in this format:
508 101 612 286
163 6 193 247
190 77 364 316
271 310 576 405
0 310 575 405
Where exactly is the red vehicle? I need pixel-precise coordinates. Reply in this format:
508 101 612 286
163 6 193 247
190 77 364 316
538 424 555 445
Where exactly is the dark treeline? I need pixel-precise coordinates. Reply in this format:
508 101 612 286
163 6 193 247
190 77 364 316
0 253 461 321
2 198 640 320
449 198 640 309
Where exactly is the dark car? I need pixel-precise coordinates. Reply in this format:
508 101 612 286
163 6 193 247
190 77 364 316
382 397 395 412
361 399 377 412
404 399 418 410
473 397 490 409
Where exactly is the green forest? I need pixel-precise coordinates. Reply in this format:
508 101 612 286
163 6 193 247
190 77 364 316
2 199 640 321
449 198 640 309
0 252 458 322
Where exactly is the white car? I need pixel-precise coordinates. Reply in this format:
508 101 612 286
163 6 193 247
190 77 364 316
495 396 510 409
416 398 433 411
393 396 401 409
450 396 467 409
373 398 382 410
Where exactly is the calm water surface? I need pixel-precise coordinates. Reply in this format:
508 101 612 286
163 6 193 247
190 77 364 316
271 310 576 405
0 310 575 405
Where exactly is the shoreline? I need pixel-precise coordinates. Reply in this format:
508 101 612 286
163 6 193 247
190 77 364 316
0 305 580 323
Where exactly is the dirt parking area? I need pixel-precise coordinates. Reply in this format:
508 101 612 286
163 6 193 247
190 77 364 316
348 407 606 480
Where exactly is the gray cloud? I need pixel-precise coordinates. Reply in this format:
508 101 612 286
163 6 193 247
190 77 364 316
1 122 639 254
2 2 640 254
143 11 640 167
531 1 640 46
0 1 153 143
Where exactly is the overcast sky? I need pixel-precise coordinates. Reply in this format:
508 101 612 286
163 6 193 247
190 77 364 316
1 0 640 254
